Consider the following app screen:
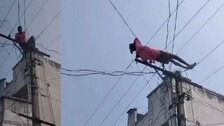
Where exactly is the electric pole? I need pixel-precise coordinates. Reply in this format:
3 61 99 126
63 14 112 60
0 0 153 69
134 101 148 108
28 39 41 126
175 71 186 126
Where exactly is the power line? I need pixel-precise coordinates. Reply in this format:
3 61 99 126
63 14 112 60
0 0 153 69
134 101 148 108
199 64 224 84
165 0 171 52
61 68 156 76
146 0 185 46
36 42 61 55
197 39 224 65
61 71 155 77
171 0 179 54
18 0 21 26
3 45 17 63
46 34 61 48
109 0 136 37
82 60 134 126
4 19 15 32
0 0 17 28
2 23 12 33
0 46 16 72
176 1 224 54
193 98 224 114
111 65 156 126
166 0 210 52
35 11 61 41
23 0 26 29
169 0 180 70
25 0 49 31
98 67 148 126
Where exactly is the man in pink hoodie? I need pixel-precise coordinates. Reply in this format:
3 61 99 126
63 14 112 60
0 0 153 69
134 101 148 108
15 26 36 53
129 38 196 69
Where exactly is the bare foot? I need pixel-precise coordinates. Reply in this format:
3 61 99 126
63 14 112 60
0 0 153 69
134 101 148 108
189 63 197 69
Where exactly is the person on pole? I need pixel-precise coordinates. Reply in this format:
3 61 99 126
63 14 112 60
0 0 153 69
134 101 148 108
15 26 36 53
129 37 196 69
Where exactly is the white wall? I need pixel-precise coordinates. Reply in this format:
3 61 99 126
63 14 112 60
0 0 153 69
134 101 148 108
2 98 32 126
128 79 175 126
0 54 61 126
127 78 224 126
183 83 224 126
35 54 61 126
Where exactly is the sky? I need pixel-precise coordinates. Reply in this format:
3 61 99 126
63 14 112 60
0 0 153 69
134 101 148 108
2 0 224 126
62 0 224 126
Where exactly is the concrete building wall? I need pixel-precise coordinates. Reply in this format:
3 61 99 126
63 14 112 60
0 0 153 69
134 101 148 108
0 54 61 126
35 54 61 125
3 58 28 99
183 83 224 126
127 78 175 126
127 77 224 126
1 97 32 126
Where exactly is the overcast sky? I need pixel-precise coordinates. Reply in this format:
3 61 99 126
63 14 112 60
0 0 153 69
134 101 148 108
62 0 224 126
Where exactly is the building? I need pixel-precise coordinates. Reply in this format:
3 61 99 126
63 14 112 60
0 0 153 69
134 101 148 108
0 52 61 126
127 76 224 126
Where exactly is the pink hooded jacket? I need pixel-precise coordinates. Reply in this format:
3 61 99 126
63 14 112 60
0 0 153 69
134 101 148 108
134 38 161 63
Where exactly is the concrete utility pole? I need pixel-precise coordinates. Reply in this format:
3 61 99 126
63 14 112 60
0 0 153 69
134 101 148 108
175 71 186 126
28 40 41 126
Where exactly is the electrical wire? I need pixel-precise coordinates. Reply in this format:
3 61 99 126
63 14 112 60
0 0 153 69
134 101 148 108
166 0 210 52
165 0 171 52
198 64 224 84
25 0 49 31
111 73 155 126
3 45 17 63
61 71 155 77
36 42 61 55
23 0 26 29
197 39 224 65
0 46 16 72
146 0 185 46
169 0 180 70
46 34 61 48
82 61 134 126
109 0 136 37
35 11 61 41
0 0 17 28
171 0 179 54
61 68 156 76
176 1 224 54
18 0 21 26
98 67 148 126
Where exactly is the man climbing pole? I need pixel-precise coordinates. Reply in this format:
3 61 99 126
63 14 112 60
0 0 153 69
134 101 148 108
15 26 36 54
129 37 196 69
